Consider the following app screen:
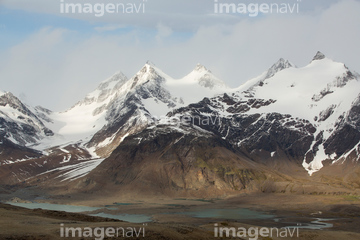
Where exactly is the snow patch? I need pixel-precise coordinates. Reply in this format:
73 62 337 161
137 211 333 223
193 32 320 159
303 145 328 176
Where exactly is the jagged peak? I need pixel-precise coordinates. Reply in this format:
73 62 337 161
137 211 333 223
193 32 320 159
312 51 326 61
139 61 159 75
271 58 294 70
0 91 19 102
181 64 227 90
194 63 209 72
69 71 129 109
35 105 52 114
130 62 172 90
99 71 127 83
145 60 156 67
264 58 294 80
96 71 128 91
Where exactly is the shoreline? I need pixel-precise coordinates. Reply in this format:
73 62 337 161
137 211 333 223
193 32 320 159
1 191 360 239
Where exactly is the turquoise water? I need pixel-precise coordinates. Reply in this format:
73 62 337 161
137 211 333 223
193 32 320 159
182 208 275 220
8 202 100 212
7 202 151 223
90 212 152 223
7 202 332 229
104 203 138 208
113 202 137 206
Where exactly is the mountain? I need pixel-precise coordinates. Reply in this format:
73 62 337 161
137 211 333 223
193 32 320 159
168 52 360 176
0 91 54 164
0 92 53 145
1 52 360 198
0 62 229 185
84 62 229 157
235 58 295 97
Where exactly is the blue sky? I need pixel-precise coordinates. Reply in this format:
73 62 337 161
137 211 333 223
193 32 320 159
1 0 360 110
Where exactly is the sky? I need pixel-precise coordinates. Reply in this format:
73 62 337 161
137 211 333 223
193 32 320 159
0 0 360 111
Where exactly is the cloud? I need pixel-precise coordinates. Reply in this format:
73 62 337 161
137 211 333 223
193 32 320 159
0 0 359 111
2 0 351 31
94 24 127 32
155 23 173 43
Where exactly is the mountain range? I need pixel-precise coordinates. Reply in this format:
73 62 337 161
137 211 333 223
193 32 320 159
1 51 360 198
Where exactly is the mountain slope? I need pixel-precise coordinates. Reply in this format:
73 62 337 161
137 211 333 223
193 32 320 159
68 126 290 197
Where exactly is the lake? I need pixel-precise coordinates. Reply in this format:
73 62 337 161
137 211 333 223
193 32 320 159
182 208 275 220
6 202 151 223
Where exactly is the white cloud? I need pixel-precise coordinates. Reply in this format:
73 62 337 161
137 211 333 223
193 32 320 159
94 24 127 32
2 0 353 31
155 22 173 43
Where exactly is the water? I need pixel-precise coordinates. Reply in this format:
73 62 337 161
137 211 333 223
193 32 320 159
6 202 334 228
181 209 334 230
113 203 137 206
104 203 138 208
181 208 276 220
285 218 334 230
8 202 100 212
90 212 152 223
7 202 151 223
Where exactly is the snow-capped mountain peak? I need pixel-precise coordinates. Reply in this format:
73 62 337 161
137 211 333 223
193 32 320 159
0 92 54 146
231 52 360 175
145 60 156 67
193 63 209 72
312 51 326 61
129 62 173 90
237 57 295 95
265 58 295 79
97 71 128 91
181 64 228 90
77 71 128 107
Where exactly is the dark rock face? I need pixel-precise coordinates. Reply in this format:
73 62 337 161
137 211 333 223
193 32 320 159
324 95 360 157
312 51 326 61
80 127 280 196
0 133 42 165
169 93 316 164
167 86 360 169
347 94 360 129
324 124 360 156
